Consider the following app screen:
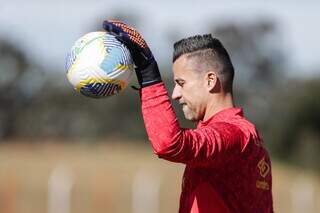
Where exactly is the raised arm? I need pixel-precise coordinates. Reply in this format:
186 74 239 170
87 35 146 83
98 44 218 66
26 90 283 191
141 82 245 165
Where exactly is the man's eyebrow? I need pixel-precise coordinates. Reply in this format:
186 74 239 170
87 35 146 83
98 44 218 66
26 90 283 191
174 78 185 82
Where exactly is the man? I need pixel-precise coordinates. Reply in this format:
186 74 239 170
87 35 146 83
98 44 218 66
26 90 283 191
103 20 273 213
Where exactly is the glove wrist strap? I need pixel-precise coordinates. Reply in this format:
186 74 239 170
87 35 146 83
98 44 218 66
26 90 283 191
138 61 162 88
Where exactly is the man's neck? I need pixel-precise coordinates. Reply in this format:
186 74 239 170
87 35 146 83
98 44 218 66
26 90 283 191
203 93 234 121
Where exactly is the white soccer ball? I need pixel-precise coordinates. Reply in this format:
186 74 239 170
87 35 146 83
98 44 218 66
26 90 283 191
65 31 134 98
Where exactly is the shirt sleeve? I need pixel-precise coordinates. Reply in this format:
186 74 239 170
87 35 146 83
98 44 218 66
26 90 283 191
140 82 245 166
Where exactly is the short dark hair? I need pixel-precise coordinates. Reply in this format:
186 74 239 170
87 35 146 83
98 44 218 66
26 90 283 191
173 34 234 93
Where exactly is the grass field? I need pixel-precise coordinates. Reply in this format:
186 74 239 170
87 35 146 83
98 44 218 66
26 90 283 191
0 139 319 213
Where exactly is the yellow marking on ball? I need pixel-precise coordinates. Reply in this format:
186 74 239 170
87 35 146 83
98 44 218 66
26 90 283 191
116 64 134 71
75 77 126 92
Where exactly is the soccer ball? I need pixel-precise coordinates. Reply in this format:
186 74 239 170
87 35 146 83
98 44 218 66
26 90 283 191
65 31 134 98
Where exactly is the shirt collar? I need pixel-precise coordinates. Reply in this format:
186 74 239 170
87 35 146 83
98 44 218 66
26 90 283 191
198 107 244 127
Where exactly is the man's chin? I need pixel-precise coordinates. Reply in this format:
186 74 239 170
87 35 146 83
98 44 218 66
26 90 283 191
182 107 199 121
183 112 197 122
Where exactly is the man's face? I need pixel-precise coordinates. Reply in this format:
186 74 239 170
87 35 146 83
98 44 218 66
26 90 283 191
172 55 208 121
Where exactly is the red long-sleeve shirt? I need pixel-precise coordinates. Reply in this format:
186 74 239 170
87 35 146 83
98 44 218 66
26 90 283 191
141 82 273 213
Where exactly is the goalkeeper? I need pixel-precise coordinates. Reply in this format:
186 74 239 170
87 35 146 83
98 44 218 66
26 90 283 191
103 20 274 213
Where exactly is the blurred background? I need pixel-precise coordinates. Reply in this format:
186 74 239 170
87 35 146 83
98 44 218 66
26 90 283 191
0 0 320 212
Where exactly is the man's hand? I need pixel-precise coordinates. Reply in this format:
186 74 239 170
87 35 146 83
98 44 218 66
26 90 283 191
103 20 162 88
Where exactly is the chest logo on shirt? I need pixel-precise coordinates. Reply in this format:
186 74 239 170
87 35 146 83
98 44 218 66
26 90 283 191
257 157 270 178
256 157 271 190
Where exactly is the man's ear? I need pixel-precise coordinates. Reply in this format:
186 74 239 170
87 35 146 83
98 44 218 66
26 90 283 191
206 71 219 92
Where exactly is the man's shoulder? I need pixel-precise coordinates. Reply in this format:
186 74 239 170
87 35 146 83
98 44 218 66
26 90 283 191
203 108 257 131
206 115 261 143
231 115 257 132
208 112 257 133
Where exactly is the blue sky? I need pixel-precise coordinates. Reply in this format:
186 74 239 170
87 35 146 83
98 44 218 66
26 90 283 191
1 0 319 77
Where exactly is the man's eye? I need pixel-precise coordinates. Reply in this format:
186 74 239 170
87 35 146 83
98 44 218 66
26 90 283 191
177 81 184 86
174 79 185 87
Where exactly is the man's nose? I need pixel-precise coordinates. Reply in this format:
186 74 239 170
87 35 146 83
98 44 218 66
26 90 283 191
171 85 181 100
